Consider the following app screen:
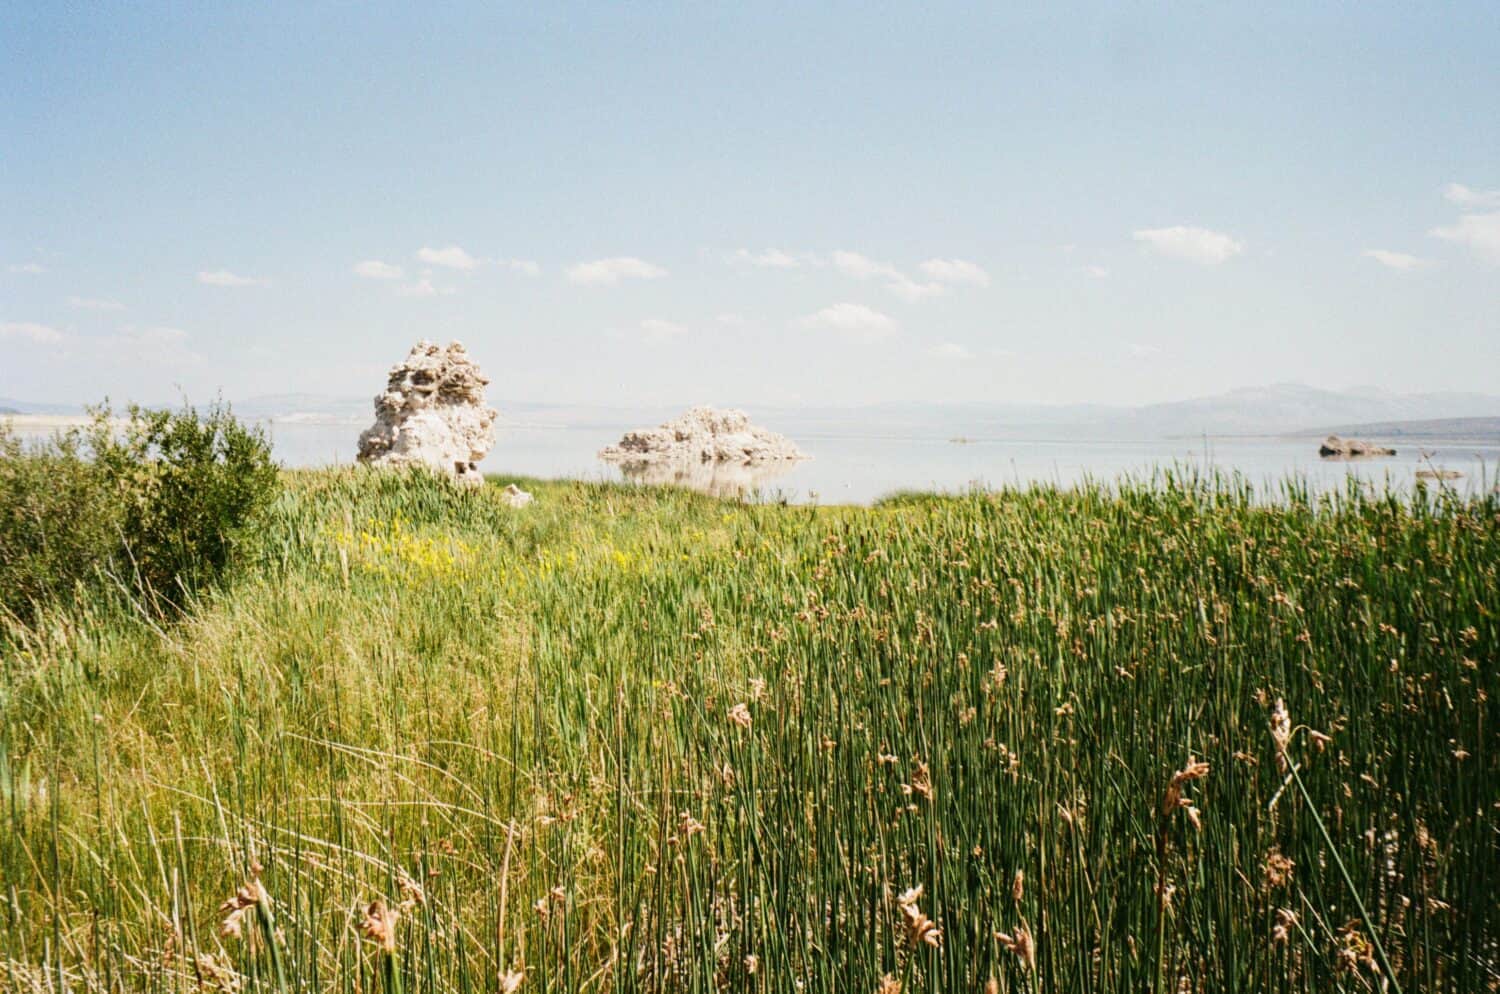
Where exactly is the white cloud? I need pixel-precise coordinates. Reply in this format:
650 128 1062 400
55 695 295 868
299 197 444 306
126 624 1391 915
831 250 900 282
1429 212 1500 266
637 318 688 343
0 321 65 344
501 259 541 277
1362 249 1433 272
68 296 126 311
397 277 456 298
918 258 990 286
197 269 268 287
716 312 750 327
8 262 45 275
1127 343 1163 358
1132 226 1244 265
354 260 404 280
566 257 668 285
794 302 898 343
416 245 480 270
732 248 804 269
1443 183 1500 210
1085 265 1110 279
832 251 953 301
928 342 972 359
115 326 190 348
886 276 948 302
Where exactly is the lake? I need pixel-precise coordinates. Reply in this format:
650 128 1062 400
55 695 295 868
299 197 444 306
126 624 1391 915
262 418 1499 504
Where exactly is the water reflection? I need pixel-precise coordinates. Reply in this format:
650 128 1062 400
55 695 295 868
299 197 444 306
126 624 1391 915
614 458 800 498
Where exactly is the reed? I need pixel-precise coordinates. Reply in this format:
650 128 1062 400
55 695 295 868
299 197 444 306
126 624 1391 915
1 466 1495 992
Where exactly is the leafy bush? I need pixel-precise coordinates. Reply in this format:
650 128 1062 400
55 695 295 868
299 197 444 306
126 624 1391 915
0 426 120 615
0 402 280 619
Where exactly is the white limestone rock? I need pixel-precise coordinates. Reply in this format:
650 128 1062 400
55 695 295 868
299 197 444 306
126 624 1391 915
599 406 807 467
501 483 534 507
357 340 498 487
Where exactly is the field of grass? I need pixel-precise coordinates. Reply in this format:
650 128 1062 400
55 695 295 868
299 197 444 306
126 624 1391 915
1 468 1496 993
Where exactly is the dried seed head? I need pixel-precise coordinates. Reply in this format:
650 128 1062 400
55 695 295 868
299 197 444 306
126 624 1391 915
499 969 525 993
877 974 902 994
896 885 941 949
1271 698 1292 771
1264 849 1294 888
1271 907 1297 944
996 924 1036 972
727 702 752 729
1012 869 1025 903
359 900 399 955
910 760 935 802
217 876 269 941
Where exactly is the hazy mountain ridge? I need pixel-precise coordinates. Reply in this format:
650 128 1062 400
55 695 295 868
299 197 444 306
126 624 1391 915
5 384 1499 440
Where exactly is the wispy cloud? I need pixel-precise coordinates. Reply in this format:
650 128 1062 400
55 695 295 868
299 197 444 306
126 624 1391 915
1443 182 1500 210
354 260 404 280
113 325 190 348
928 342 972 359
832 251 947 301
417 245 480 270
1127 343 1163 358
197 269 269 287
794 302 898 343
0 321 65 344
397 277 456 298
918 258 990 286
1362 249 1433 271
7 262 45 275
566 257 668 286
637 318 688 343
1429 212 1500 266
1085 265 1110 279
68 296 126 311
830 250 899 282
1132 226 1244 265
500 258 541 277
731 248 805 269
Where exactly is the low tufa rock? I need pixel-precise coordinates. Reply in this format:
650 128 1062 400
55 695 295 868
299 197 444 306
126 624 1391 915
599 406 807 467
1318 435 1396 459
357 340 498 487
501 483 534 508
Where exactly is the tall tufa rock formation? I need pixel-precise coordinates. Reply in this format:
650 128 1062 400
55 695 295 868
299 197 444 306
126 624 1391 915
357 340 498 486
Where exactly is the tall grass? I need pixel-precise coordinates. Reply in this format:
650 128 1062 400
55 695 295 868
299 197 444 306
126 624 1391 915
1 467 1495 992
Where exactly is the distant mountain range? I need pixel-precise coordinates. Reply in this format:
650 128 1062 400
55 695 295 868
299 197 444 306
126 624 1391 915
4 384 1499 441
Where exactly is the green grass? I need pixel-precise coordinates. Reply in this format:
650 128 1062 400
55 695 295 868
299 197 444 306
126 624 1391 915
1 467 1496 992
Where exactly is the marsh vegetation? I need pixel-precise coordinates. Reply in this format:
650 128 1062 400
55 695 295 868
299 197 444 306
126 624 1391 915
1 449 1495 992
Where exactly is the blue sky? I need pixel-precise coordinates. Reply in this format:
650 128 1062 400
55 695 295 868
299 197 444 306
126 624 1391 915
3 2 1497 408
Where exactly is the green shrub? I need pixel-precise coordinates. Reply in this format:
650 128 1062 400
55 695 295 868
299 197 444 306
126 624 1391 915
0 402 280 619
0 425 119 616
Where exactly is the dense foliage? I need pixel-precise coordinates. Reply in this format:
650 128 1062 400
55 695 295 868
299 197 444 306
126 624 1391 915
1 469 1495 993
0 403 279 619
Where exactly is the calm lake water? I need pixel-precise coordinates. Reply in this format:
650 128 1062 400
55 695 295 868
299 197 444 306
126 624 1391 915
260 419 1500 505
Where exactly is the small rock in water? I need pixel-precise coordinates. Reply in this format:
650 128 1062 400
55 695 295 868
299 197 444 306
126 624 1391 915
599 406 807 466
1415 468 1462 481
501 483 534 507
1319 435 1395 458
357 340 499 487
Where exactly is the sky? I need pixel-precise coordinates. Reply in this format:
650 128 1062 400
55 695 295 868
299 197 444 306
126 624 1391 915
2 2 1498 410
